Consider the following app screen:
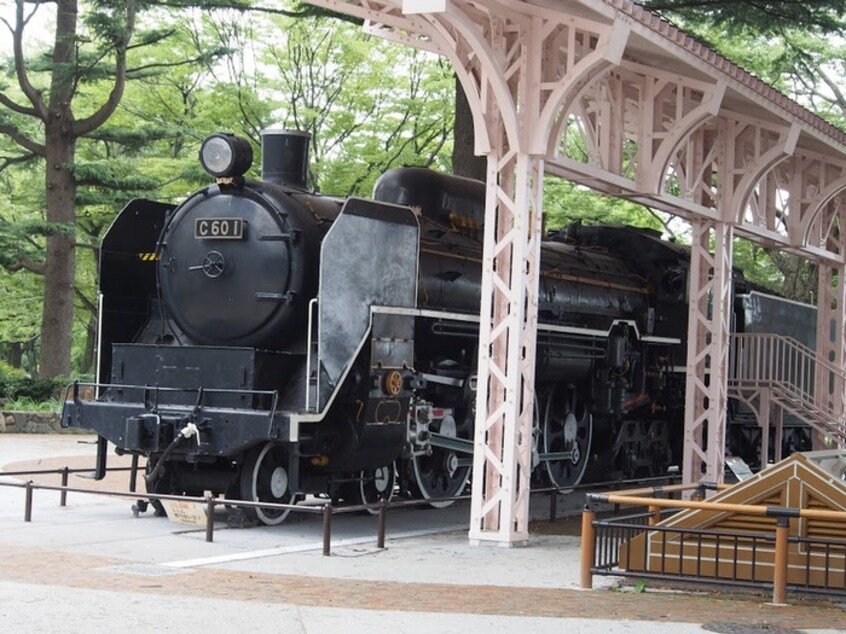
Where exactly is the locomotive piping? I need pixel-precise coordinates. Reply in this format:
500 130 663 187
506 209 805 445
144 421 199 484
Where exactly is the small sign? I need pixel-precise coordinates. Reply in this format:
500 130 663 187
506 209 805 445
161 499 207 526
194 217 244 239
726 456 754 481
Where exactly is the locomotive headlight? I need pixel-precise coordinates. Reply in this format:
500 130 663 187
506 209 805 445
200 133 253 178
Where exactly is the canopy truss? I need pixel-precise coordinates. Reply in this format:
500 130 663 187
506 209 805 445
304 0 846 544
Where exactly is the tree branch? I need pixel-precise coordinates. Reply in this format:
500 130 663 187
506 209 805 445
0 91 39 117
74 0 137 137
12 0 48 121
4 256 46 275
0 151 39 172
0 122 46 156
74 286 97 314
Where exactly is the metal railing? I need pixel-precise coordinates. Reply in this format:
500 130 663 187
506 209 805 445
0 467 471 556
1 462 681 557
729 333 846 444
580 485 846 603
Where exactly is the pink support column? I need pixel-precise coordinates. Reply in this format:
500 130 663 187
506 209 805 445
683 220 733 485
469 150 544 544
816 264 846 449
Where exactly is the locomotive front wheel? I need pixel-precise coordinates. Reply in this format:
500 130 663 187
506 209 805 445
542 384 592 493
357 464 396 514
239 442 297 525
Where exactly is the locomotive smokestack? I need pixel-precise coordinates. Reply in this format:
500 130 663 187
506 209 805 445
260 128 310 189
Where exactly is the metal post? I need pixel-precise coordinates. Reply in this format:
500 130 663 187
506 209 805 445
322 504 332 556
377 497 387 549
60 467 69 507
580 505 596 589
649 504 661 526
205 495 215 543
772 516 790 605
549 491 558 523
129 454 139 493
24 481 33 522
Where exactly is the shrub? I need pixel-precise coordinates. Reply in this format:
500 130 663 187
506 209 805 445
0 371 64 403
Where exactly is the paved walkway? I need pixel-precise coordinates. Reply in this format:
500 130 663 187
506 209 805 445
1 434 844 633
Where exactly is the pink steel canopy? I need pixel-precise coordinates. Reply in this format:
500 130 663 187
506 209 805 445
303 0 846 544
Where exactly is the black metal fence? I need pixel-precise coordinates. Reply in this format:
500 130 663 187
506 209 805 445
0 472 466 556
0 462 679 556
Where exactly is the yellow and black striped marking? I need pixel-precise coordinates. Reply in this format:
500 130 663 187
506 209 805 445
137 252 158 262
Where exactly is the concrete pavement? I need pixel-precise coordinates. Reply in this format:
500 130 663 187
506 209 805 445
1 433 844 633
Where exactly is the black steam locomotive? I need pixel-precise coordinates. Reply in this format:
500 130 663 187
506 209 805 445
62 129 813 524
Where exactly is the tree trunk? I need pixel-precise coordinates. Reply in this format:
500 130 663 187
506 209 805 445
39 127 77 378
451 76 486 181
4 343 23 369
37 0 79 379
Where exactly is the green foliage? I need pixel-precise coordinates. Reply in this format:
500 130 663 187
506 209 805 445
732 239 786 294
0 219 72 271
642 0 846 37
258 15 454 196
1 396 62 412
544 178 667 234
0 361 26 381
0 373 63 402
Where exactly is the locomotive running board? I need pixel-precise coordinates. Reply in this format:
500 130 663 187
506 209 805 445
370 305 681 344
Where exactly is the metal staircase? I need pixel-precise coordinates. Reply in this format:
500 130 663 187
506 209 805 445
729 333 846 445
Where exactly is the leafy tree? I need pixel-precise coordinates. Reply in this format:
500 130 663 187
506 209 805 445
642 1 846 37
259 14 454 196
0 1 233 377
0 0 142 377
544 178 668 234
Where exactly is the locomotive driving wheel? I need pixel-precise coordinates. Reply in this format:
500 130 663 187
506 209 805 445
356 463 396 513
542 383 592 493
239 442 298 525
409 409 473 507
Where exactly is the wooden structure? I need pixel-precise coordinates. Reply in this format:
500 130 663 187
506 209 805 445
301 0 846 544
620 451 846 589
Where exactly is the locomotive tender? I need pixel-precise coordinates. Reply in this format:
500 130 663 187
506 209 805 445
62 129 812 524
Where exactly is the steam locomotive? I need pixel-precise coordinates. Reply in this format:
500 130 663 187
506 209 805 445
61 129 814 524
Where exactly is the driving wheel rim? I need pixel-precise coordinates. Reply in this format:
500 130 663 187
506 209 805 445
411 413 472 508
543 384 592 493
359 464 396 514
243 443 295 525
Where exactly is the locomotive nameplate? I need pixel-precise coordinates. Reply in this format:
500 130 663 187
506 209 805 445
194 217 244 239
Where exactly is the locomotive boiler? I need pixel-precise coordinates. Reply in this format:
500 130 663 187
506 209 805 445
61 128 810 524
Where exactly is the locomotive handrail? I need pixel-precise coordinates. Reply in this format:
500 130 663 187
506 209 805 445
305 297 318 412
64 381 281 405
